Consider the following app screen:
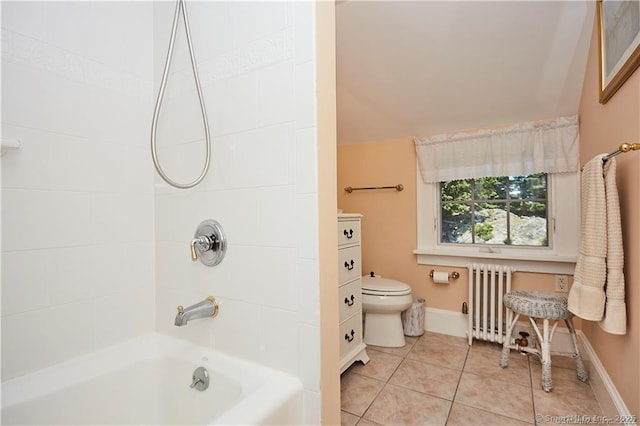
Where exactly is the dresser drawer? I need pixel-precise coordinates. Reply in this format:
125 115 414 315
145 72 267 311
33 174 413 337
338 245 361 284
337 220 361 246
339 312 363 358
339 278 362 321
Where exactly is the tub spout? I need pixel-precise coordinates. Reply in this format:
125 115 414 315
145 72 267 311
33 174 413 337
175 296 219 326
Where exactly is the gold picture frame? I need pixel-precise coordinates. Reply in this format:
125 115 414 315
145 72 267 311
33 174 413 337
598 0 640 104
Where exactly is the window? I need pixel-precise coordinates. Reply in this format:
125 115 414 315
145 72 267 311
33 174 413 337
415 170 579 274
440 174 548 247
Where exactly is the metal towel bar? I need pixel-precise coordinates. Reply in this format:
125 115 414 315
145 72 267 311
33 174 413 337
602 142 639 162
344 184 404 193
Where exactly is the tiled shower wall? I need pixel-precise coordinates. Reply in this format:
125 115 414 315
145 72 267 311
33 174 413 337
2 1 321 424
151 2 321 422
1 2 155 379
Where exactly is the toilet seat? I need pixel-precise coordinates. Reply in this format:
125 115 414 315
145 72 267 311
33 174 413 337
363 288 412 296
362 276 411 296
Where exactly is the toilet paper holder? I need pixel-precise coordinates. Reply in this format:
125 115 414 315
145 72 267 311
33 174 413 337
429 270 460 280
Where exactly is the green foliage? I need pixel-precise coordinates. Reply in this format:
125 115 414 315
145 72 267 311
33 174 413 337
439 173 548 246
511 201 546 218
474 222 494 241
441 180 471 218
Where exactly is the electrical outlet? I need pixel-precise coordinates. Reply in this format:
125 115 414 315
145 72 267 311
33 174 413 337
555 275 569 292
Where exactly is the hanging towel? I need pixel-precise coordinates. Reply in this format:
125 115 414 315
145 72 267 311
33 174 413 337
568 155 627 335
599 158 627 334
568 155 607 321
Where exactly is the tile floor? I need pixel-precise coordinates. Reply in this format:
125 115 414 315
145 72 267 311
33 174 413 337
341 331 605 425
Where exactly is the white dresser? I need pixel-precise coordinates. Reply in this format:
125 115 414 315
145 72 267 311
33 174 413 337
337 213 369 373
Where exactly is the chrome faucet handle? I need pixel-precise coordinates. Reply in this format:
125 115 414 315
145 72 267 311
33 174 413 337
190 220 227 266
190 236 211 261
190 367 209 391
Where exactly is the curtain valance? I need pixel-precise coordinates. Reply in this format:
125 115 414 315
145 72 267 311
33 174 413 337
414 115 579 183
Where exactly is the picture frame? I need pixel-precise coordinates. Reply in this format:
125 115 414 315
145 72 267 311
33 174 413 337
598 0 640 104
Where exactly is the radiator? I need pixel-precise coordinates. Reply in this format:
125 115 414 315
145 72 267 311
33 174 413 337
467 263 514 345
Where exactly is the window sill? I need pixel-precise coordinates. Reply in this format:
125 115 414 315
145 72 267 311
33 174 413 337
413 249 576 274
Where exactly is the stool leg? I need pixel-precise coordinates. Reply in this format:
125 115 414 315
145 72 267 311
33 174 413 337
565 318 588 383
501 313 519 368
540 318 553 392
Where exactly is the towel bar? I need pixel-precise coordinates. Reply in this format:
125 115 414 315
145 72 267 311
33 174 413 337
344 184 403 193
603 142 639 162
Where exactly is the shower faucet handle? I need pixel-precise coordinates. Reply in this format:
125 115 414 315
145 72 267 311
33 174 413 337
190 220 227 266
190 236 212 261
190 242 198 261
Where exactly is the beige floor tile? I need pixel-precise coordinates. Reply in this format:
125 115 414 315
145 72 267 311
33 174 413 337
420 331 469 348
349 349 403 381
389 358 461 400
530 362 593 399
340 332 603 426
447 402 534 425
547 354 584 370
357 418 383 426
455 372 534 423
406 340 468 370
529 353 586 372
465 348 531 387
363 383 451 426
341 370 385 417
367 336 419 357
533 389 605 425
342 410 360 426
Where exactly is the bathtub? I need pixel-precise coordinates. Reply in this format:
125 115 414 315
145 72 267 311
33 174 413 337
1 333 304 425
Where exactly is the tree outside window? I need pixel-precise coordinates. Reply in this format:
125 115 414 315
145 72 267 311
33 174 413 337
440 174 548 246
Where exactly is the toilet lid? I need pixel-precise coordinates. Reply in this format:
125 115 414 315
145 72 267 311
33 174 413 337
362 276 411 295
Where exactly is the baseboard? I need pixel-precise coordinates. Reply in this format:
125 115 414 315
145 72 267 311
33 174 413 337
578 331 635 424
425 307 633 423
423 307 545 343
424 307 468 337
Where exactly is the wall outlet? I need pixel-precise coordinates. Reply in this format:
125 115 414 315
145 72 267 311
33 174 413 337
555 275 569 292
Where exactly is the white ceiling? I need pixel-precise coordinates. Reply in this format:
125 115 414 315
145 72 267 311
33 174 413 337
336 1 596 144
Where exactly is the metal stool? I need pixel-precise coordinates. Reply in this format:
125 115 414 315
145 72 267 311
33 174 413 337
501 291 588 392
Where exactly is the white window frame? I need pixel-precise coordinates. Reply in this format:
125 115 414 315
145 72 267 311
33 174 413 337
414 167 579 274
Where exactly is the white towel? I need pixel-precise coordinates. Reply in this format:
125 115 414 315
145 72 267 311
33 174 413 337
568 155 627 335
568 155 607 321
599 158 627 335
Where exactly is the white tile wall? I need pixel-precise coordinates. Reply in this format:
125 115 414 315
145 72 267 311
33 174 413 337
3 1 321 423
153 2 321 424
1 2 155 381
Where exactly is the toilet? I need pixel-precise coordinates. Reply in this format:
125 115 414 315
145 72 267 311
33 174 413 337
361 274 413 347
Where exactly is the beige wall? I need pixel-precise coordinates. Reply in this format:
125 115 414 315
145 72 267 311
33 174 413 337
578 16 640 416
337 139 568 314
317 1 341 424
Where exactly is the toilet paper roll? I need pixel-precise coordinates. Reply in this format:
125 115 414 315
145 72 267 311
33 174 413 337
432 271 450 284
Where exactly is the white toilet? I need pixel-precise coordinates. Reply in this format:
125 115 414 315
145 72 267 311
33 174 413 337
361 274 413 347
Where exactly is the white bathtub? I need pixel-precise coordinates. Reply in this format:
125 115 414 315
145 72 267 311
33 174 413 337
1 333 304 425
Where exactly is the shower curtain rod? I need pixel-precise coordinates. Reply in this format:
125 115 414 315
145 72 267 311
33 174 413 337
603 142 639 162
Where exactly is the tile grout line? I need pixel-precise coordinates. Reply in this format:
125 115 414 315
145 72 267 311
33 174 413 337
528 354 540 425
359 337 420 422
344 333 603 426
444 342 471 425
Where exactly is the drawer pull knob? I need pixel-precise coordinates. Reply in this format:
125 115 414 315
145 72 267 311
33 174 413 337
344 294 355 306
344 260 355 270
344 329 355 342
344 229 354 239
